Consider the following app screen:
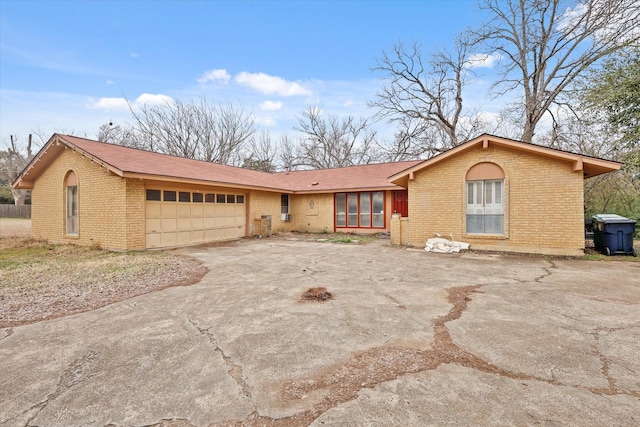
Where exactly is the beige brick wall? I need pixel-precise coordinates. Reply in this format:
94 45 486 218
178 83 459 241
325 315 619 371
247 190 396 235
406 145 585 256
31 148 133 250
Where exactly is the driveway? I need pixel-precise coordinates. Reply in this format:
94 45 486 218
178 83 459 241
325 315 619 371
1 239 639 426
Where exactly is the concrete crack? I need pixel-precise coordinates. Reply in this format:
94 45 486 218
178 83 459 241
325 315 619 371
589 327 621 396
534 259 556 283
187 317 252 400
23 350 99 427
0 327 13 340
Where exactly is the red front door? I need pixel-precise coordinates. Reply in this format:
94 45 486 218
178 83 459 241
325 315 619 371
393 190 408 217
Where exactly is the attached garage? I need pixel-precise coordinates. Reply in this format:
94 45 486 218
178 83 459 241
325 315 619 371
145 188 246 248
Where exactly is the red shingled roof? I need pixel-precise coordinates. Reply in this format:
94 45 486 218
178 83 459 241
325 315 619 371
13 134 422 192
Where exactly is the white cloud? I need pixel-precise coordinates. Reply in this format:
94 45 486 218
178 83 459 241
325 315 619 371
88 93 173 111
254 115 277 126
87 97 130 111
466 53 502 69
130 52 140 58
235 72 312 96
106 80 114 85
135 93 173 105
259 100 283 111
197 69 231 84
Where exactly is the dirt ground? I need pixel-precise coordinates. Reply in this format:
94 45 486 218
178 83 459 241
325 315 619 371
0 218 31 238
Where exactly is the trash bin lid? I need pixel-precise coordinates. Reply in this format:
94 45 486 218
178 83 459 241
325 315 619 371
592 214 636 224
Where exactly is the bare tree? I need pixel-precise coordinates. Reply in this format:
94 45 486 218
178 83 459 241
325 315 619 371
127 98 255 165
294 106 381 169
277 133 300 171
473 0 640 143
97 122 137 146
371 36 486 158
0 135 35 205
241 131 278 172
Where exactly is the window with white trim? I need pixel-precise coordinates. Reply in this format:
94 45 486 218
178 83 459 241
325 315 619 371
65 172 78 235
466 179 504 234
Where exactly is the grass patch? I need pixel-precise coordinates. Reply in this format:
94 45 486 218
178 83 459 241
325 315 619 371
0 237 207 327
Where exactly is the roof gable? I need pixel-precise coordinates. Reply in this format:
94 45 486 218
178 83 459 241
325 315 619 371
389 134 622 186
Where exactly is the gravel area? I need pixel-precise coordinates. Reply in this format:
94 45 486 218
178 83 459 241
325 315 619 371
0 237 207 328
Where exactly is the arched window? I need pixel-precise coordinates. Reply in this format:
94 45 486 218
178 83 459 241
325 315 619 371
466 163 504 235
65 171 78 235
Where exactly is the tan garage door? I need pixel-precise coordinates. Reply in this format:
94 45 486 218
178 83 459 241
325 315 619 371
145 189 246 248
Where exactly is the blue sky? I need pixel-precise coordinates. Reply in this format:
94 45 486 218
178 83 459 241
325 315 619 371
1 0 496 147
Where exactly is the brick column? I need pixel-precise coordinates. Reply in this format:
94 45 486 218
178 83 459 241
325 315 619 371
390 213 402 245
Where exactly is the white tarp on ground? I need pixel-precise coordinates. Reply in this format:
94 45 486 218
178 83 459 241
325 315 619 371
425 236 470 253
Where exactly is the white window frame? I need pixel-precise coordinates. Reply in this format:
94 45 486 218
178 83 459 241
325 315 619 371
66 185 78 235
466 179 504 235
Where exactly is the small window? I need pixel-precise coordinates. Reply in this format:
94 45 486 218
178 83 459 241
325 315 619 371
179 191 191 202
227 194 235 204
164 191 177 202
193 192 203 203
236 195 245 204
66 185 78 235
205 193 215 203
281 194 290 214
216 194 226 203
146 189 161 201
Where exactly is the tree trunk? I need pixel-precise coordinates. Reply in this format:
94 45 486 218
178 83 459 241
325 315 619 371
12 189 28 206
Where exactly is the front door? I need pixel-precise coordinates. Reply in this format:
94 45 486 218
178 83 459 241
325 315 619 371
393 190 408 217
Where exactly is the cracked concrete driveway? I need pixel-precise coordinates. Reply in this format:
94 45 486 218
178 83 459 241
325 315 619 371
1 239 639 426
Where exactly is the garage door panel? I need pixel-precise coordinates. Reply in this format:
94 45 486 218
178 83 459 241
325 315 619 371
177 205 191 218
191 217 204 229
177 218 191 231
146 204 162 218
146 192 246 248
147 232 161 247
162 218 177 232
146 218 162 232
191 230 204 242
163 204 177 216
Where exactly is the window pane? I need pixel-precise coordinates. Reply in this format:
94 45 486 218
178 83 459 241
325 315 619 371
66 186 78 235
281 194 289 214
485 182 493 204
205 193 215 203
467 182 474 205
146 189 161 201
216 194 226 203
236 195 244 204
360 193 371 227
372 192 384 227
475 182 483 205
336 193 346 227
347 193 358 227
227 194 235 204
192 192 203 203
179 191 191 202
164 191 176 202
494 181 502 204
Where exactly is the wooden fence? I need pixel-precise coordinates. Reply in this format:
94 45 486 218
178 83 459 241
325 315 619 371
0 205 31 219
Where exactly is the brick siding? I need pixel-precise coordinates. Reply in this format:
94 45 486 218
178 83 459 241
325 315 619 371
405 144 585 256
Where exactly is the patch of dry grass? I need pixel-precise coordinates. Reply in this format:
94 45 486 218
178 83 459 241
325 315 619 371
0 237 208 328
